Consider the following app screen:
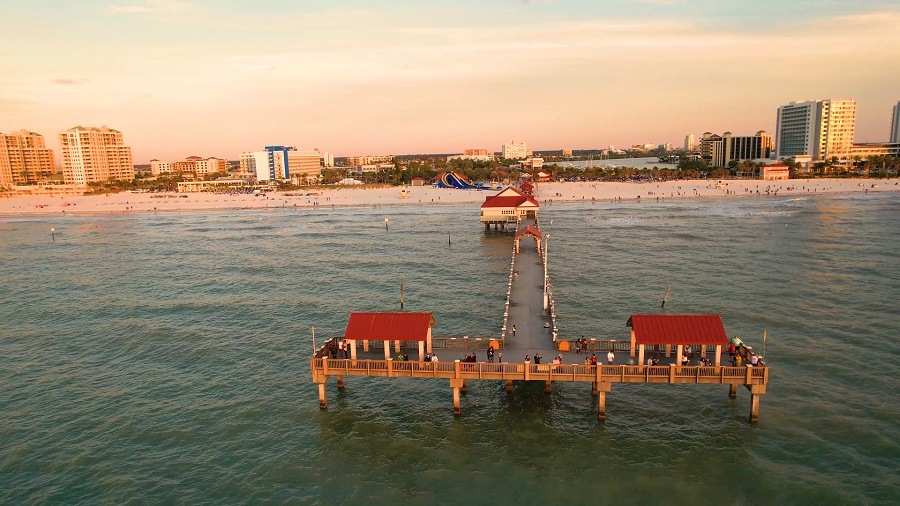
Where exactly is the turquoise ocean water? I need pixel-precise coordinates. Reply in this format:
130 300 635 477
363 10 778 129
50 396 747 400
1 193 898 503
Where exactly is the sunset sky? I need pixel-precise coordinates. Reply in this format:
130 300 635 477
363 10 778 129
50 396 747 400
2 0 899 163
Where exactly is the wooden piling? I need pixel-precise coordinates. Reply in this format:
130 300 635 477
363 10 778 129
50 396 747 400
749 394 760 423
337 376 344 389
729 384 737 398
318 382 327 409
506 380 513 392
598 390 606 420
545 380 551 393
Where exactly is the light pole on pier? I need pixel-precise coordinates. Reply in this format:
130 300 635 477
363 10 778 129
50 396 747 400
543 233 550 311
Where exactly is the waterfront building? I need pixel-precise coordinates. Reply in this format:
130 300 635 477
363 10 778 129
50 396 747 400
239 152 256 174
447 153 495 162
151 156 226 177
849 143 900 159
775 99 856 161
480 186 539 231
501 141 527 160
289 150 324 184
318 149 334 168
346 155 394 166
465 148 490 156
0 130 56 186
891 101 900 144
59 125 133 185
760 162 790 180
684 134 695 151
177 178 252 193
700 131 773 167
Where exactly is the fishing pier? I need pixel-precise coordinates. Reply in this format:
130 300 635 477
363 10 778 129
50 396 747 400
309 187 770 423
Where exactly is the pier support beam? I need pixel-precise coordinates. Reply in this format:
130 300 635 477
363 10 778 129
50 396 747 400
630 329 636 357
318 381 327 409
714 345 722 367
596 382 612 421
394 340 401 353
729 384 738 398
350 340 357 360
383 340 390 360
676 344 684 364
418 341 425 361
638 345 645 368
545 380 552 393
450 379 464 416
591 381 598 396
461 380 467 393
506 380 513 392
598 391 607 420
337 376 344 389
749 394 760 423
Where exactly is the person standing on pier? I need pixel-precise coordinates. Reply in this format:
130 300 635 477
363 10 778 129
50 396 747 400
607 350 615 365
512 325 517 338
534 353 542 364
487 346 495 363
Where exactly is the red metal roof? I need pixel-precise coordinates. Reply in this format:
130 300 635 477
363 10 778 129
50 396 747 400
344 312 435 342
481 195 530 208
626 314 729 345
515 225 542 239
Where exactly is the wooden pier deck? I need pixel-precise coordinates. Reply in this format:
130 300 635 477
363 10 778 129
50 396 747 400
310 216 770 423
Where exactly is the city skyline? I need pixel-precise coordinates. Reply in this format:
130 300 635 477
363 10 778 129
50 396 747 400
2 1 899 163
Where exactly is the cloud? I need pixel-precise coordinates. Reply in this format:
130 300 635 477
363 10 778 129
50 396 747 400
51 78 88 85
108 1 195 14
109 5 154 13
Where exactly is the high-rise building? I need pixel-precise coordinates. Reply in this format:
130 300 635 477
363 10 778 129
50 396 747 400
245 146 322 182
501 141 527 160
700 131 773 167
59 125 134 185
775 99 856 161
891 101 900 144
0 130 56 186
684 134 695 151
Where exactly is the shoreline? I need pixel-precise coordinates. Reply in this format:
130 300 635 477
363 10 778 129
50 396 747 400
0 178 896 218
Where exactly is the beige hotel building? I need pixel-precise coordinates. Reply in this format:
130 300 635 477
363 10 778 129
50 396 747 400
59 125 134 185
0 130 57 187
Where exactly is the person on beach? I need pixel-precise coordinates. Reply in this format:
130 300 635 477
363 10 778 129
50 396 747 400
607 351 615 365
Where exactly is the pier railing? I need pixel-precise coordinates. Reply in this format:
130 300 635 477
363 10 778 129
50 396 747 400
310 358 769 386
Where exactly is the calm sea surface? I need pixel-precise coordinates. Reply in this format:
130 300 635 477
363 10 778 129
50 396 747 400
1 193 898 504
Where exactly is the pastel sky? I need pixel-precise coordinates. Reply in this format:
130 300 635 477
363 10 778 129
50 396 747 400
2 0 899 162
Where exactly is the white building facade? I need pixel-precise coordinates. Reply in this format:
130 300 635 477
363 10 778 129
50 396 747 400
501 141 527 160
775 99 856 161
59 125 134 185
891 101 900 144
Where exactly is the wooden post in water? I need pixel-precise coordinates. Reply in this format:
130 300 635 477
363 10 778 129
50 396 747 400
729 384 738 398
337 376 344 389
598 390 607 420
460 380 467 393
450 378 464 416
749 393 760 423
318 381 327 409
506 380 513 392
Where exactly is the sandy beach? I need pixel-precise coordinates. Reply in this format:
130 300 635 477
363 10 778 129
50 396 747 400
0 178 896 216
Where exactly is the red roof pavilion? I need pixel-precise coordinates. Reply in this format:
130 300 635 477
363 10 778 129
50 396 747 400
344 312 435 342
626 314 729 345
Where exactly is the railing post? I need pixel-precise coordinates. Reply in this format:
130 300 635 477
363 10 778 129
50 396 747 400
322 356 328 376
387 358 393 377
669 364 676 383
745 365 753 384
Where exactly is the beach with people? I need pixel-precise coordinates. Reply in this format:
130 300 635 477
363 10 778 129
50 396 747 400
0 178 895 216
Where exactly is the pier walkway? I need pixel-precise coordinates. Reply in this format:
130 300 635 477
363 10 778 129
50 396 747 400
504 218 555 360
